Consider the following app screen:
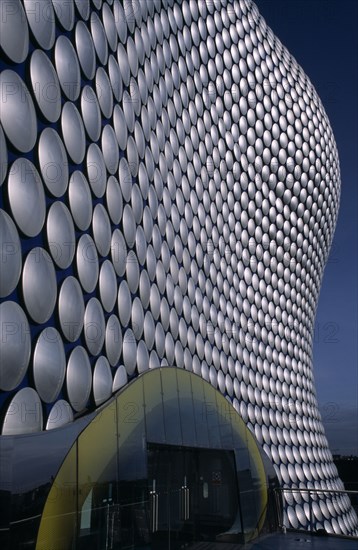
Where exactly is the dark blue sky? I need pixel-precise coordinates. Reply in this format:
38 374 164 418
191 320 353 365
256 0 358 454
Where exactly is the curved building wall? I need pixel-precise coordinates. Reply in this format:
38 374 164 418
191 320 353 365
0 0 356 536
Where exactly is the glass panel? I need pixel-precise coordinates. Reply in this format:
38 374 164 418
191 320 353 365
17 421 88 550
232 416 250 452
116 377 150 548
194 449 240 540
217 394 234 449
148 443 241 547
237 431 267 538
143 369 165 444
235 448 258 534
177 371 196 446
77 401 119 549
117 377 146 483
36 444 77 550
161 369 182 446
191 375 209 447
148 444 186 546
202 380 221 448
0 436 12 548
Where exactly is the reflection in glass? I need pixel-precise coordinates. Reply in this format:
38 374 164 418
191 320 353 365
191 374 210 447
161 368 182 446
36 445 77 549
203 380 222 448
117 377 149 548
77 401 118 549
143 369 165 444
177 371 196 446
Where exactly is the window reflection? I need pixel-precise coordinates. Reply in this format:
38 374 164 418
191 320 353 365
143 369 165 444
161 368 183 445
177 372 196 446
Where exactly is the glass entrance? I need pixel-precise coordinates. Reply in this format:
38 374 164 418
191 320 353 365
148 443 241 548
36 369 277 550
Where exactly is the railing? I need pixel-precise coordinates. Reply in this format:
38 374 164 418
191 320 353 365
273 487 358 537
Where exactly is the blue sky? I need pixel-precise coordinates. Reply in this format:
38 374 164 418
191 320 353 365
256 0 358 455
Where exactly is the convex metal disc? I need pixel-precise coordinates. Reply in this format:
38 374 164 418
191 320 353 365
30 50 61 122
38 128 69 197
0 210 22 298
0 301 31 391
22 247 57 324
33 327 66 403
2 388 42 435
59 276 85 341
8 158 46 237
66 346 91 412
0 71 37 153
0 0 29 63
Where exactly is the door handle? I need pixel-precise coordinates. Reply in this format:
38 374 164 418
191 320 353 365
185 487 190 520
180 486 190 520
150 491 159 532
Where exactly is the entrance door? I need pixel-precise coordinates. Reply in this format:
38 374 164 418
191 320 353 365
148 444 240 549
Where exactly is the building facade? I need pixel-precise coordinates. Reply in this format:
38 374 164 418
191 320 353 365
0 0 357 546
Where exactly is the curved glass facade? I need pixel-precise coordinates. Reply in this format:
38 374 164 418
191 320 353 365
35 368 278 549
